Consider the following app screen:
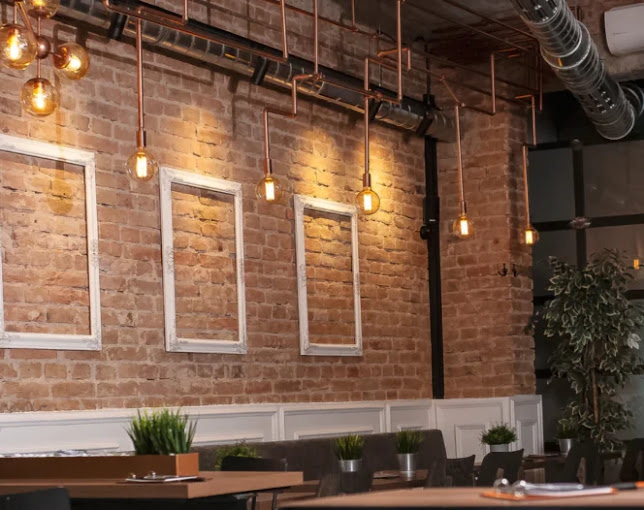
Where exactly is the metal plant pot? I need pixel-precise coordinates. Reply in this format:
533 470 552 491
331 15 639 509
397 453 417 478
558 438 575 456
489 444 510 453
339 459 362 473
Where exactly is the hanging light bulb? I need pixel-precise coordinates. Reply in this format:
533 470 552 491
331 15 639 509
452 214 474 239
256 160 283 203
53 42 90 80
0 24 37 69
126 147 158 182
522 225 540 246
356 186 380 215
20 77 59 116
25 0 60 18
634 259 641 271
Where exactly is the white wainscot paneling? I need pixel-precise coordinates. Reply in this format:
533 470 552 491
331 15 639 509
0 397 542 458
511 395 544 456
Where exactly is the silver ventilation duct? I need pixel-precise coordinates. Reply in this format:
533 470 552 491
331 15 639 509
511 0 643 140
56 0 455 142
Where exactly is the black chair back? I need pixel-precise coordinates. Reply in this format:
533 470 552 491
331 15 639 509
424 458 448 487
562 441 600 485
446 455 476 487
476 449 524 486
221 456 288 472
620 438 644 482
0 489 70 510
316 470 373 498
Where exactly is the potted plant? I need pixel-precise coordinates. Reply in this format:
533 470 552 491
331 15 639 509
480 423 517 452
125 407 199 476
543 250 644 451
214 441 259 470
556 417 577 456
334 434 364 472
395 430 423 477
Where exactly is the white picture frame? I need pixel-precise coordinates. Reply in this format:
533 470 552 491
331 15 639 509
294 195 362 356
0 134 101 351
159 166 247 354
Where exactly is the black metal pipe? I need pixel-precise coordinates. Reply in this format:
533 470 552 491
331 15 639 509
107 12 128 40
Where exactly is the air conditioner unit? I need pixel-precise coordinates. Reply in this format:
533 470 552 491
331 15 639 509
605 3 644 56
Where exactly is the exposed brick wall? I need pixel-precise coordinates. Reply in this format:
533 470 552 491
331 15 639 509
0 0 546 411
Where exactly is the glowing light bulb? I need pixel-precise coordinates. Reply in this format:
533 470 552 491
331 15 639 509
522 226 540 246
0 24 37 69
26 0 60 18
256 175 283 203
20 78 59 116
452 214 474 239
126 148 158 182
355 186 380 215
634 259 640 271
53 43 90 80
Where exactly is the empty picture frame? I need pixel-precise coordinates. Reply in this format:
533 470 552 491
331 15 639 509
0 134 101 350
159 166 247 354
294 195 362 356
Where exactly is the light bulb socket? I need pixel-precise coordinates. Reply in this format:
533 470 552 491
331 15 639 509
460 201 467 215
36 35 50 59
136 129 145 148
362 172 371 187
264 158 273 175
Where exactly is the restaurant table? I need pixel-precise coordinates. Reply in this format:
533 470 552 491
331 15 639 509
0 470 303 510
282 486 644 509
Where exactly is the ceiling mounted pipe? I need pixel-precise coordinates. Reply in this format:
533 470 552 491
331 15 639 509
511 0 642 140
55 0 455 142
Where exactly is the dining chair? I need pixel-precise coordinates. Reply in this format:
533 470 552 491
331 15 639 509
220 456 288 510
549 441 600 485
424 458 449 487
316 470 373 498
0 488 70 510
620 438 644 482
445 455 476 487
476 449 524 486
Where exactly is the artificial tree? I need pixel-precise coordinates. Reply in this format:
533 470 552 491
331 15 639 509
544 250 644 450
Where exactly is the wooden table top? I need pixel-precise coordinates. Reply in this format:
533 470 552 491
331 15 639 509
0 470 303 500
286 470 428 495
283 487 644 508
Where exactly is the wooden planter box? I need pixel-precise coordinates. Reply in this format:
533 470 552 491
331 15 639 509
0 452 199 479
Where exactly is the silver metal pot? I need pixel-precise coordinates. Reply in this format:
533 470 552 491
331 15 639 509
339 459 362 473
397 453 417 477
489 444 510 453
558 438 575 456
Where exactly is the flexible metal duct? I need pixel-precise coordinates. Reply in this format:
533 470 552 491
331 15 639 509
55 0 454 141
511 0 643 140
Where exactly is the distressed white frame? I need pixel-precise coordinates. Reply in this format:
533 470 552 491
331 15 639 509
294 195 362 356
0 134 101 351
160 166 247 354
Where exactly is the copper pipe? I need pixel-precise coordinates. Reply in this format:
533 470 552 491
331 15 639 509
182 0 188 23
313 0 318 74
280 0 289 59
538 58 543 112
522 144 531 228
439 0 536 41
36 16 41 77
262 73 318 172
351 0 356 31
490 53 496 115
396 0 402 101
455 104 466 215
530 95 537 146
363 57 370 184
136 18 145 148
102 0 290 64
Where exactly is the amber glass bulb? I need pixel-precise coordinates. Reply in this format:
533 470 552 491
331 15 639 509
0 24 37 70
452 214 473 238
126 148 158 182
635 259 641 271
26 0 60 18
20 77 59 116
53 43 90 80
256 175 283 203
355 186 380 215
523 226 540 246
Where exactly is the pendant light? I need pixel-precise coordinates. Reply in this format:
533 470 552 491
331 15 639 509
356 58 380 215
521 144 539 245
126 19 158 182
452 104 473 238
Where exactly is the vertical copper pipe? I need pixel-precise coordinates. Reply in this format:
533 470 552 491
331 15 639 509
351 0 356 30
182 0 188 23
263 109 270 165
530 95 537 146
280 0 289 59
522 145 531 227
136 19 145 148
538 58 543 112
313 0 318 74
490 53 496 115
36 16 41 77
396 0 402 101
363 57 370 186
455 104 465 215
